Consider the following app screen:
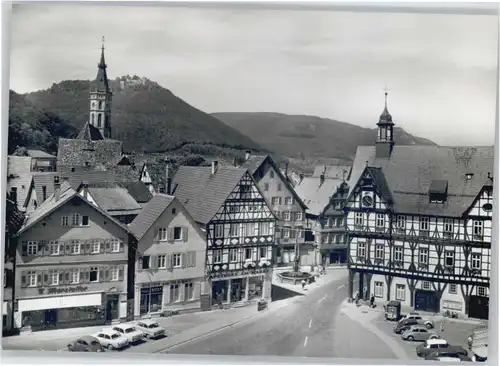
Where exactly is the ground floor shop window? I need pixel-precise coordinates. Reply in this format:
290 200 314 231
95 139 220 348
248 276 263 301
212 280 228 305
58 306 103 325
140 286 163 314
22 306 103 330
230 278 247 302
374 281 384 298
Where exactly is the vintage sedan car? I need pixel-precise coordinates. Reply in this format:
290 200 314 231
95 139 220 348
425 350 472 362
67 335 103 352
401 324 440 342
416 339 450 357
393 319 419 334
111 323 145 344
134 319 166 339
398 312 435 329
93 329 129 350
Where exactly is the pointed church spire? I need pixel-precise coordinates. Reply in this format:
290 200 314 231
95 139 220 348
99 36 107 69
375 88 395 159
378 88 393 125
92 36 110 93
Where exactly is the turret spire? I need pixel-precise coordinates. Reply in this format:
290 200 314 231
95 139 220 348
375 87 395 159
99 36 106 69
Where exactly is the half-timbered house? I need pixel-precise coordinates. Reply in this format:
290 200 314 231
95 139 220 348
172 161 277 307
344 94 493 320
239 153 310 266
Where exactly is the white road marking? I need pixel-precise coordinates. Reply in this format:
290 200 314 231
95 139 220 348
337 285 346 291
304 336 308 347
309 319 312 328
318 295 327 303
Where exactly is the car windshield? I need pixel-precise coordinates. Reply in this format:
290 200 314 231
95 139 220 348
125 327 136 333
111 334 120 339
148 323 159 328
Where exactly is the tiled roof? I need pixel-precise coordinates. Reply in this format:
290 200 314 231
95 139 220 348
7 173 33 209
240 155 267 175
295 176 343 216
349 145 494 216
313 165 352 180
57 138 123 168
172 165 247 224
129 194 175 240
8 156 32 175
16 181 129 237
6 197 25 234
32 172 59 204
76 122 104 141
117 181 153 203
26 150 56 159
87 186 142 215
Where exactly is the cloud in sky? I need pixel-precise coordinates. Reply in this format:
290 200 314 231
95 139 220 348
9 3 497 146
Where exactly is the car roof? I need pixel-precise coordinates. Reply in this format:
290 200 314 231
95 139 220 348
79 335 99 342
97 329 120 336
114 323 135 328
138 319 158 325
427 339 448 345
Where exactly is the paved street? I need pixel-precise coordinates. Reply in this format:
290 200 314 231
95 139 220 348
164 273 401 359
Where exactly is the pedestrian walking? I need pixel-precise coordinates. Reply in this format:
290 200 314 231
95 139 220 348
301 279 306 290
370 295 375 308
440 321 444 333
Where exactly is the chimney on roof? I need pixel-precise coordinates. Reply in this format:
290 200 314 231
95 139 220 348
82 181 89 200
212 160 219 175
54 176 61 201
245 151 251 161
320 174 325 185
285 162 289 178
165 158 172 195
233 156 237 167
299 173 304 183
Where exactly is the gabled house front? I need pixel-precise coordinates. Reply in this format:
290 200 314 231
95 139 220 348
172 161 277 307
12 177 137 331
129 194 207 317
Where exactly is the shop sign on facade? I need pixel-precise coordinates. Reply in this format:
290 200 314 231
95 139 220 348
38 286 89 295
211 267 268 280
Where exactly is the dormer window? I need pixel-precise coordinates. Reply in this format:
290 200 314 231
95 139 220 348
429 180 448 204
465 173 474 181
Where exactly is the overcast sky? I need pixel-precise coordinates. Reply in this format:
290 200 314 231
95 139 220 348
9 3 498 146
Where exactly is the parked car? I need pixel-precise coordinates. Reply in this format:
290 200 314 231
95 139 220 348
67 335 103 352
93 329 129 350
401 324 440 342
134 319 166 339
111 324 145 344
393 319 419 334
425 350 472 362
417 339 468 358
398 312 435 329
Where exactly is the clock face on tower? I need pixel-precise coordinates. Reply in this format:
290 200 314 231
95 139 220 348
362 195 373 207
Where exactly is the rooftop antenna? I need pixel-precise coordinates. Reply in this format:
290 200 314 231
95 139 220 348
101 36 105 51
383 84 391 109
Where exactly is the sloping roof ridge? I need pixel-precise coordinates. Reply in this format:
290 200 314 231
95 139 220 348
128 194 176 240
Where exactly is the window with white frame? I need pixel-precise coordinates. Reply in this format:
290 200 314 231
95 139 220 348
283 212 291 221
376 214 385 228
215 224 224 238
213 250 222 263
271 197 281 205
72 213 80 226
173 227 182 240
419 217 430 232
61 216 69 227
49 270 59 286
170 284 180 302
270 170 275 179
111 239 120 253
477 286 486 297
91 240 100 254
70 269 80 284
357 242 366 258
395 284 406 301
263 183 269 191
27 241 38 256
259 247 267 259
110 266 119 281
173 253 182 268
285 196 293 205
49 241 59 255
418 247 429 265
335 234 341 244
245 248 252 260
374 281 384 298
277 183 282 191
27 270 37 287
375 244 384 260
473 220 483 238
229 249 238 262
259 222 270 235
90 267 99 282
184 282 194 301
337 217 343 227
157 255 167 269
444 251 455 267
422 281 431 290
354 212 363 226
70 240 80 254
158 228 167 241
283 229 290 238
470 253 481 270
444 219 453 234
296 212 303 221
396 215 406 230
393 246 403 262
229 224 239 237
448 284 457 294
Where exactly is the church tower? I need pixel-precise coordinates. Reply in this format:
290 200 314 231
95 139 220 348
89 37 112 139
375 92 395 159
